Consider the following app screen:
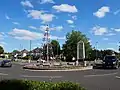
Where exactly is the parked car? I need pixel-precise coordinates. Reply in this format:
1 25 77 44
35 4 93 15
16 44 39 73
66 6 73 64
0 60 12 67
103 55 119 69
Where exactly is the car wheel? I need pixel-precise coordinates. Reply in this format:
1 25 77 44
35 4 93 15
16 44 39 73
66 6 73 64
10 64 12 67
1 64 4 67
115 65 119 69
93 66 96 69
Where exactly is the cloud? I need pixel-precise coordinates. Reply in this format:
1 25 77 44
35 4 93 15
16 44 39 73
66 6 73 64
40 0 55 4
5 14 11 20
69 25 75 28
103 38 108 40
0 33 3 39
27 10 43 19
40 14 55 23
50 35 65 40
0 41 7 47
106 48 116 51
52 4 78 13
114 9 120 15
88 40 92 43
92 26 108 35
0 32 7 39
40 25 63 31
114 28 120 32
72 15 77 20
12 22 20 25
9 28 43 40
39 25 47 31
8 28 64 41
56 26 63 31
93 6 110 18
29 26 37 30
0 42 7 45
67 20 74 24
106 33 116 36
21 0 33 8
28 10 55 23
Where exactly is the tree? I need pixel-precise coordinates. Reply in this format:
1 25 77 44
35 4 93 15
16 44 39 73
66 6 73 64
51 40 60 56
62 30 92 61
0 46 4 54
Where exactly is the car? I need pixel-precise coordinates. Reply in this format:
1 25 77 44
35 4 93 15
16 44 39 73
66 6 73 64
102 55 119 69
93 59 103 69
0 60 12 67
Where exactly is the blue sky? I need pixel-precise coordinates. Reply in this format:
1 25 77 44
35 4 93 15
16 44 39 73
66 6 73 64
0 0 120 52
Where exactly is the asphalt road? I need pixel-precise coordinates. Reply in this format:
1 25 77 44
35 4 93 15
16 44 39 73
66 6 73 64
0 63 120 90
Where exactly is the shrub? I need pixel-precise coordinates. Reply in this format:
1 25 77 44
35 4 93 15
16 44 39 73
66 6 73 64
0 79 85 90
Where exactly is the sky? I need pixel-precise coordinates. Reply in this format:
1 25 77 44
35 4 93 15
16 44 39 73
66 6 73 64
0 0 120 52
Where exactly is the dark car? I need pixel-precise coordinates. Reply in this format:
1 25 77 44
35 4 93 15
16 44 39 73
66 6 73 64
0 60 12 67
102 55 119 69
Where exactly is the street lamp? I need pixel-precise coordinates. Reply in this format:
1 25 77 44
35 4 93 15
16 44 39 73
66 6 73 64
57 38 59 56
95 42 98 60
118 42 120 58
29 40 32 63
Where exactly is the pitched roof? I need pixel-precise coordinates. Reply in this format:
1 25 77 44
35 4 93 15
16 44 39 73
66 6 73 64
32 47 42 53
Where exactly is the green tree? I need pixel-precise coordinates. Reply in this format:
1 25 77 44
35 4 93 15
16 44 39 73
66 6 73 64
51 40 60 56
0 46 4 54
62 30 92 61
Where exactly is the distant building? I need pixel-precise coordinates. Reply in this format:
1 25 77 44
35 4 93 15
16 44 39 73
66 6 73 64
20 49 28 57
31 47 42 57
12 50 20 58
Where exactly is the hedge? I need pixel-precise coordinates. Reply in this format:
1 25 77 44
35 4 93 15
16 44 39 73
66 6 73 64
0 79 85 90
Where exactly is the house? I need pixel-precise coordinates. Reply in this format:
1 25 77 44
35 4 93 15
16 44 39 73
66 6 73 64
12 50 20 58
20 49 28 57
31 47 42 57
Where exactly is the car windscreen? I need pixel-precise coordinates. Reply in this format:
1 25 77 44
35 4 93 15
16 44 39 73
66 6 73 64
105 56 116 60
3 60 11 63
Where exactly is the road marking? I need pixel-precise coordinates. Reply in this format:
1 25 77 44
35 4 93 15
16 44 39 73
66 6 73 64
21 75 63 78
115 76 120 79
84 72 117 77
0 73 8 76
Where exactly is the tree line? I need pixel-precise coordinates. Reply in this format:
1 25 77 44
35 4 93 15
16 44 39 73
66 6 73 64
0 30 119 61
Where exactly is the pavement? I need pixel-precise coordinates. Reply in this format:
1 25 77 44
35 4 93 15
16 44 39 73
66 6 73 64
0 63 120 90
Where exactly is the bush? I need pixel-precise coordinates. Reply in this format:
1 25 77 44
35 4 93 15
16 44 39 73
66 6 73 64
0 79 85 90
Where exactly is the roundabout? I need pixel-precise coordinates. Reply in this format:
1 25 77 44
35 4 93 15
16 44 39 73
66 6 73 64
0 63 120 90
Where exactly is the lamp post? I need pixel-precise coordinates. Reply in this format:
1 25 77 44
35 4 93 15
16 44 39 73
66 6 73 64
29 40 32 63
119 42 120 58
96 42 98 60
57 38 59 57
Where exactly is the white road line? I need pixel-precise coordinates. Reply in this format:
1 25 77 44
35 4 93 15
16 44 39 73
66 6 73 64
84 72 118 77
21 75 63 78
0 73 8 76
115 76 120 79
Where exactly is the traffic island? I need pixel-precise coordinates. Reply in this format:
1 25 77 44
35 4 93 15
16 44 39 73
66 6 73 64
23 64 92 71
